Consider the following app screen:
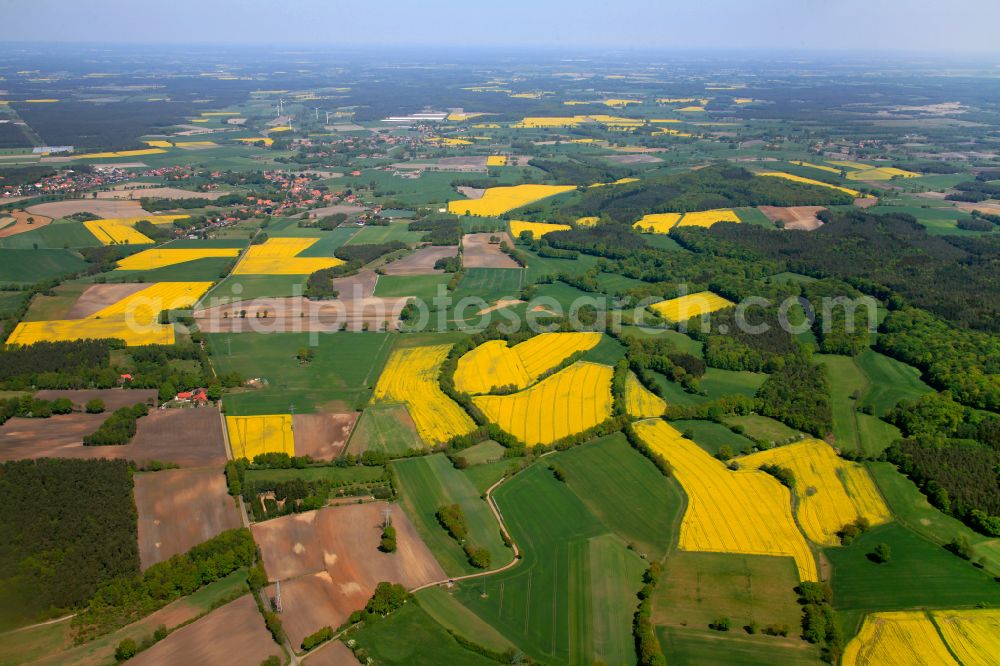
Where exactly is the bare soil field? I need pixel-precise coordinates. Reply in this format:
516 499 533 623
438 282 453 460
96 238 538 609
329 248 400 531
130 595 282 666
0 401 227 468
605 153 663 165
304 204 367 219
332 268 377 298
854 196 879 208
252 503 444 644
456 186 485 199
462 232 519 268
0 209 54 238
292 412 358 460
380 246 456 275
96 186 231 200
26 199 153 219
302 640 361 666
758 205 826 230
391 156 487 172
134 467 241 569
65 282 150 318
194 295 410 333
954 201 1000 215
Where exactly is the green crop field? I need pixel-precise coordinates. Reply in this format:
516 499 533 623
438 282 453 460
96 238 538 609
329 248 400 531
345 601 499 666
734 206 775 228
554 433 684 559
825 522 1000 636
344 221 424 246
594 271 646 294
374 274 450 302
451 464 646 665
653 552 804 644
0 248 88 283
20 281 88 321
673 419 756 456
207 331 395 413
0 222 101 249
819 354 902 455
656 626 820 666
722 414 800 444
450 267 524 304
580 334 625 365
345 403 424 456
208 274 308 302
620 326 704 357
521 247 601 283
112 256 235 282
415 587 516 653
462 459 516 494
867 462 1000 575
854 350 932 416
392 453 509 576
459 440 507 465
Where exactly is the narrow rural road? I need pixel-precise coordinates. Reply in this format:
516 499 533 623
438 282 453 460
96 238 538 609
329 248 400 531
0 613 75 636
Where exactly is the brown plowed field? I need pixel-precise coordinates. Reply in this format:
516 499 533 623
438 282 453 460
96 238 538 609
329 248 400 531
130 595 282 666
252 502 444 644
380 246 456 275
194 295 410 333
134 467 241 569
96 187 231 200
462 232 519 268
64 282 150 318
0 209 53 238
758 205 826 231
302 640 361 666
292 413 358 460
26 199 154 219
0 402 227 468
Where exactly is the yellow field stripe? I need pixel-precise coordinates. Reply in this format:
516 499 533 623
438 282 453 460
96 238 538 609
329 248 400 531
115 248 240 271
84 220 154 246
649 291 734 323
634 419 818 581
233 237 344 275
226 414 295 460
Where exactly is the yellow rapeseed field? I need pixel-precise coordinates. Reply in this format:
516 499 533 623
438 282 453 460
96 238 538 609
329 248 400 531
758 172 861 197
143 140 173 148
373 345 475 444
427 137 472 146
790 160 842 174
677 106 706 112
473 361 613 446
675 209 740 228
842 611 959 666
226 414 295 460
268 126 292 133
511 116 580 128
633 213 681 234
650 291 735 322
603 99 640 107
624 373 666 418
932 609 1000 666
634 419 818 581
449 185 576 216
8 281 212 347
174 141 218 148
75 149 167 159
657 98 696 103
827 160 874 171
575 216 599 227
93 215 190 226
486 155 507 166
235 137 274 147
115 247 241 271
738 439 891 546
447 112 484 121
233 237 344 275
845 166 920 181
84 220 154 246
454 332 602 394
509 220 571 238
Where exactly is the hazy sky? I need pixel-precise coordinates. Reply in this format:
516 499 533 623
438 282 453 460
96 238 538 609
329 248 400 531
5 0 1000 53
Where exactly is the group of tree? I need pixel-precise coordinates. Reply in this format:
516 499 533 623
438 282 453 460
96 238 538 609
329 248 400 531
83 402 148 446
0 459 139 631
